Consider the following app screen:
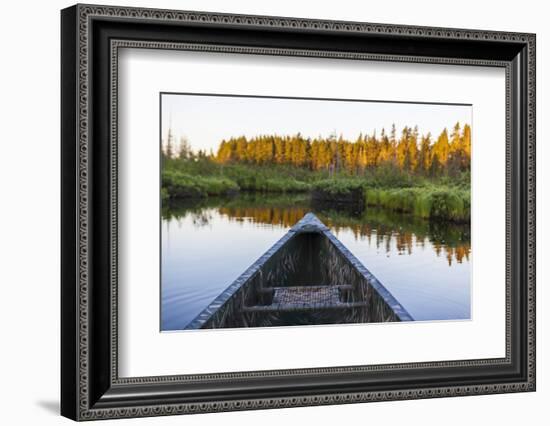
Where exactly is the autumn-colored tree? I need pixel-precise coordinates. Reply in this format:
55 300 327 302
461 124 472 168
378 128 392 165
418 133 432 173
407 126 419 172
432 128 450 170
212 123 471 177
389 123 398 165
448 122 472 175
396 127 410 170
449 122 462 155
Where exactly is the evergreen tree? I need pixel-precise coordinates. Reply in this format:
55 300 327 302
407 126 419 172
462 124 472 167
178 136 192 160
419 133 432 174
211 123 470 178
389 123 398 165
432 128 450 168
165 127 174 159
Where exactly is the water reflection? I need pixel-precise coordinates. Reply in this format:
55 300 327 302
163 194 470 266
161 194 471 330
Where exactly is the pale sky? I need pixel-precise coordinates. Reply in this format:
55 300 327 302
161 93 472 153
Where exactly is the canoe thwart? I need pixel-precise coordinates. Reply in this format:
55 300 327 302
244 285 360 313
242 301 369 313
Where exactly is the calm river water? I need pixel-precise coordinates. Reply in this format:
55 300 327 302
161 194 471 331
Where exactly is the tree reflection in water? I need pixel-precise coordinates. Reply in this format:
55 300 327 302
162 193 470 266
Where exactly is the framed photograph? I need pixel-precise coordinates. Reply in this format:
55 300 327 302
61 4 536 421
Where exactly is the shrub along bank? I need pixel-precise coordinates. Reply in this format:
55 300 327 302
162 162 470 222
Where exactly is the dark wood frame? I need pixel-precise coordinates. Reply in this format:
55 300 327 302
61 3 536 421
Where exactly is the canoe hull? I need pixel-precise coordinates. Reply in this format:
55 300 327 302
185 213 412 330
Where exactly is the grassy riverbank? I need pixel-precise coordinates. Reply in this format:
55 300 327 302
162 160 315 197
162 169 239 198
162 158 470 222
364 186 469 222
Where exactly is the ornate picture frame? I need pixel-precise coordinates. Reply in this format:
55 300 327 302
61 4 535 421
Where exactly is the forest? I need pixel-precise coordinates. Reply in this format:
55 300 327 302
162 123 471 222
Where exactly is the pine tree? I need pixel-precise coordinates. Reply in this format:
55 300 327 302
450 122 461 154
419 133 432 174
389 123 398 165
397 126 410 170
212 123 470 178
165 126 174 159
407 126 419 172
432 128 450 169
462 124 472 168
178 136 192 160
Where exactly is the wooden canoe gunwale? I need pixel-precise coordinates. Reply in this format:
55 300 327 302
184 213 413 330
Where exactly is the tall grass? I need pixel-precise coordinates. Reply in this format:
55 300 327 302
162 159 470 222
365 187 470 222
162 169 239 198
232 174 311 193
162 168 310 199
312 179 364 196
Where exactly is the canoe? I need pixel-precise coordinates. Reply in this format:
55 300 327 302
185 213 413 330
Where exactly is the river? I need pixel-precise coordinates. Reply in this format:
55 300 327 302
161 193 471 331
